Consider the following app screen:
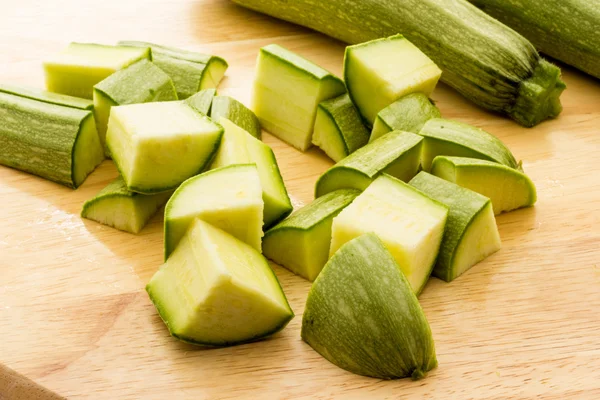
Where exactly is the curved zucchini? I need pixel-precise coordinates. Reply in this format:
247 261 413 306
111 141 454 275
232 0 566 127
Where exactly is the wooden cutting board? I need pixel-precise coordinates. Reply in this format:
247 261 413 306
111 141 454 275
1 1 599 398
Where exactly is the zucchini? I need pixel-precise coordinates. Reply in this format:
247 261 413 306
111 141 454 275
302 233 437 379
106 101 223 194
93 59 178 156
344 35 442 125
164 164 264 260
210 118 292 228
311 94 369 162
409 172 501 282
231 0 566 127
0 90 103 188
262 189 360 281
43 43 151 99
468 0 600 79
431 156 537 215
371 93 441 143
147 218 293 347
0 83 93 110
118 41 228 99
185 88 217 115
210 96 261 139
419 118 518 171
252 44 346 151
315 131 423 198
81 176 172 234
330 174 448 295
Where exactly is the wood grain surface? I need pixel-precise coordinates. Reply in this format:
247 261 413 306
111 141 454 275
1 1 599 399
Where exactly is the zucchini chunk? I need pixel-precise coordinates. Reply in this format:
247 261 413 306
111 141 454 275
431 156 537 215
0 91 103 188
252 44 346 151
118 40 228 99
147 218 293 347
211 118 292 228
164 164 264 260
106 101 223 194
419 118 518 171
344 35 442 125
302 233 437 379
43 42 151 99
0 83 93 110
262 189 360 281
315 131 422 198
371 93 441 142
81 176 172 234
330 174 448 295
409 171 501 282
312 94 369 162
93 59 178 156
210 95 261 139
185 88 217 115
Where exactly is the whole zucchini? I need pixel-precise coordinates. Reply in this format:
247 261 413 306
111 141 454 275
232 0 566 127
468 0 600 80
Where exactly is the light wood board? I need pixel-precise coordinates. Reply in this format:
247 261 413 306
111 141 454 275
1 0 599 398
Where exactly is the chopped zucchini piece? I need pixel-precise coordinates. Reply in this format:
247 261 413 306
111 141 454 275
210 96 261 139
252 44 346 151
147 218 293 346
312 94 369 162
164 164 264 260
106 101 223 194
330 174 448 294
263 189 360 281
315 131 423 197
344 35 442 125
302 233 437 379
371 93 441 142
81 176 172 234
409 171 501 282
185 88 217 115
0 83 93 110
431 156 537 215
43 42 151 99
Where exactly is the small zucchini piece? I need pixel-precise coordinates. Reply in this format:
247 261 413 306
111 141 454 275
252 44 346 151
312 94 369 162
371 93 441 142
43 42 151 99
147 218 293 347
409 171 501 282
302 233 437 379
0 83 93 110
185 88 217 115
262 189 360 281
419 118 518 171
93 59 178 156
210 95 261 139
164 164 264 260
315 131 423 197
81 176 172 234
106 101 223 194
431 156 537 215
331 174 448 295
0 91 103 188
118 40 228 99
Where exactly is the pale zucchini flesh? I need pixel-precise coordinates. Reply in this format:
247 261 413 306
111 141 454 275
312 94 369 162
431 156 537 215
147 218 293 346
185 88 217 115
0 92 103 188
315 131 423 197
252 44 346 151
106 101 223 194
163 164 264 260
210 95 261 139
409 171 501 282
371 93 441 143
43 42 151 99
302 233 437 379
81 176 172 234
330 174 448 295
0 83 93 110
262 189 360 281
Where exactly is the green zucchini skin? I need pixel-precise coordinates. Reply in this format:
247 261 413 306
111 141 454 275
185 89 217 115
468 0 600 80
232 0 566 127
0 92 103 188
210 96 262 139
0 83 93 110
